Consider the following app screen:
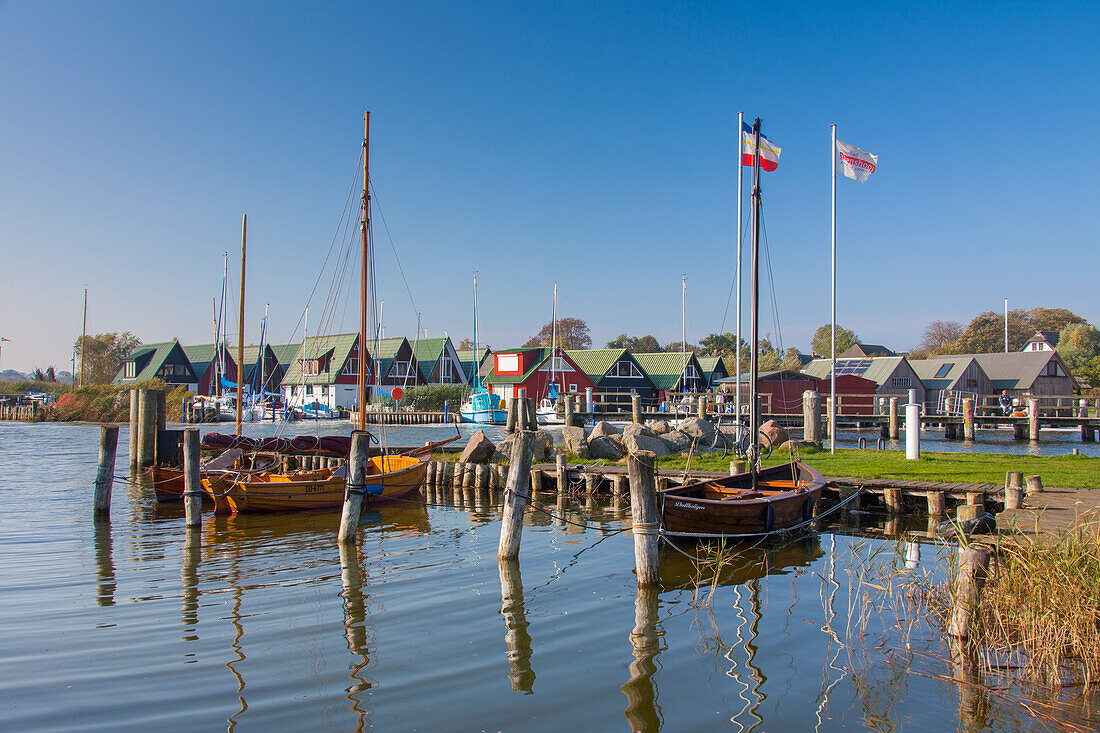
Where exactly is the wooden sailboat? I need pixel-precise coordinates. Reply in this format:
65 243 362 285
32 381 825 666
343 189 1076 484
459 273 507 424
660 118 824 538
213 113 428 514
535 282 563 424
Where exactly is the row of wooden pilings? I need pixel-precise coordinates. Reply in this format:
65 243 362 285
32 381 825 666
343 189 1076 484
0 403 45 420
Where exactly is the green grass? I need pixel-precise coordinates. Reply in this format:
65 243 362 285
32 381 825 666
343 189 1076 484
655 446 1100 490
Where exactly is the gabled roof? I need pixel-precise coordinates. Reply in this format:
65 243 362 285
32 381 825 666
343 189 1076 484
486 347 551 384
1024 330 1060 348
803 356 910 386
116 341 190 382
908 356 979 390
565 348 631 381
457 347 492 383
720 369 820 383
367 337 414 380
838 344 896 358
969 351 1068 390
182 343 226 376
269 343 301 366
410 337 449 381
632 352 704 390
281 333 360 385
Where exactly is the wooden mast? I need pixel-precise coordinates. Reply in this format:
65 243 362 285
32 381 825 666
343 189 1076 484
357 112 370 432
236 214 247 435
749 118 763 490
79 287 87 388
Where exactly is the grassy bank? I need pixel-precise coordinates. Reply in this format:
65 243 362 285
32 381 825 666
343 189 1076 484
657 446 1100 490
47 380 192 423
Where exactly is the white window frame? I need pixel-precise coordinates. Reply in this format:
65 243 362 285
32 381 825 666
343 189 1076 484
611 361 642 378
569 383 578 392
391 360 414 378
125 362 136 379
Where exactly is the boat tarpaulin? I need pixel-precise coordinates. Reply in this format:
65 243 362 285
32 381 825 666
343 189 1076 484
201 432 352 456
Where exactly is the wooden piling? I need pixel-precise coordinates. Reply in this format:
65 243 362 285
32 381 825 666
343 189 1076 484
696 396 705 420
93 425 119 516
962 398 975 441
477 464 490 492
463 462 476 489
337 431 372 543
182 428 202 528
556 453 567 494
947 545 994 638
803 391 822 444
506 398 517 434
729 459 746 475
627 450 660 587
1025 475 1043 496
1028 398 1039 441
498 431 536 560
529 468 542 493
884 487 902 514
631 394 641 425
137 389 158 469
564 394 574 426
585 473 598 495
426 461 436 486
888 397 899 440
128 389 140 470
927 490 946 517
525 398 538 431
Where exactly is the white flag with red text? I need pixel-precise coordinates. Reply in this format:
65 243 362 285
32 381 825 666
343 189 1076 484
836 139 877 181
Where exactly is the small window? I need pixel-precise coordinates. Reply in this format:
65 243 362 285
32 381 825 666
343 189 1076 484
934 364 953 378
343 359 358 376
890 377 911 388
1046 362 1065 377
569 383 578 392
125 362 136 379
391 360 414 378
306 386 314 395
612 361 641 378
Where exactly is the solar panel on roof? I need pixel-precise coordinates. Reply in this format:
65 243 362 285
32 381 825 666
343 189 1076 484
829 359 872 377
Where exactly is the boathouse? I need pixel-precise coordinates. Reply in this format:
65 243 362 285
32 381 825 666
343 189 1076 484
565 348 657 409
970 351 1076 397
369 337 420 394
411 337 468 386
696 356 730 389
280 333 365 410
268 343 301 390
803 356 927 405
182 343 237 396
457 347 492 385
837 343 897 358
115 340 199 392
908 356 995 414
485 347 596 403
632 352 708 401
238 344 284 395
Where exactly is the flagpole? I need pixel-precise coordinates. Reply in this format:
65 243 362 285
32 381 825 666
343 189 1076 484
735 111 743 422
830 124 837 455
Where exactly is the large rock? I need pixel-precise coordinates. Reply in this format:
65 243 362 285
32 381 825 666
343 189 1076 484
533 430 554 463
661 429 693 454
589 421 620 439
493 436 513 463
588 435 624 460
561 425 589 458
678 416 717 444
458 429 496 464
648 419 671 435
625 432 670 457
607 434 626 453
622 423 656 442
758 420 789 452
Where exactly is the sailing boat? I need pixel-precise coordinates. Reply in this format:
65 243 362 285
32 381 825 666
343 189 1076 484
660 118 823 538
459 274 507 424
535 282 563 424
214 113 430 514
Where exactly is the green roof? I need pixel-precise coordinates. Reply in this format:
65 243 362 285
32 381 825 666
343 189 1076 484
564 348 630 381
632 352 701 390
486 347 550 384
366 337 411 381
410 337 448 382
115 341 186 382
457 347 492 383
281 333 360 385
270 343 301 367
182 343 219 375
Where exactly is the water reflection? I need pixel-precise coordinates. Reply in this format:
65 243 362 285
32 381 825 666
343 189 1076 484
621 585 662 732
339 542 374 731
950 639 991 733
498 559 535 692
92 519 115 607
180 527 200 632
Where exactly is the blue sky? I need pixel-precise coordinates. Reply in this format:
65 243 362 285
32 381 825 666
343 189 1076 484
2 1 1098 372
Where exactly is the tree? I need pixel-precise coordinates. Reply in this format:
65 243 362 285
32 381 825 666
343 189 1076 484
1056 323 1100 371
811 324 860 357
606 334 661 352
75 331 141 385
699 332 743 356
45 366 56 382
782 347 804 372
952 310 1031 353
457 338 476 350
1023 307 1086 335
524 317 591 349
757 339 783 372
665 341 700 353
911 320 963 358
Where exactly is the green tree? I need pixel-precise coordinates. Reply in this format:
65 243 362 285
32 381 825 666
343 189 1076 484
524 317 591 349
457 338 476 350
781 347 804 371
633 335 661 353
952 310 1031 353
1056 323 1100 371
1023 307 1087 335
1078 356 1100 390
75 331 142 385
666 341 700 353
699 332 743 356
811 324 860 357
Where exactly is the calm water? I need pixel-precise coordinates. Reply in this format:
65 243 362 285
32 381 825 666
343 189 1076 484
2 422 1097 731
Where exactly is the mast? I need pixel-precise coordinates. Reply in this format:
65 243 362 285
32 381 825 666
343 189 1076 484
550 281 557 391
830 124 837 454
472 273 479 390
357 112 370 431
301 308 308 412
749 118 763 489
236 214 246 435
211 298 218 397
736 111 744 421
682 275 687 395
79 288 87 388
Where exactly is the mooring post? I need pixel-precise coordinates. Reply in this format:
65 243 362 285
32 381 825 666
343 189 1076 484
337 431 372 543
499 431 535 560
525 397 538 432
888 396 899 440
128 389 140 470
564 394 574 427
93 425 119 516
585 387 594 415
1027 398 1040 441
627 450 660 587
927 490 945 517
1025 474 1043 496
802 390 822 444
631 393 641 425
729 459 746 475
506 398 517 434
556 452 567 494
696 396 705 420
963 398 975 441
182 428 202 528
136 389 158 469
884 487 902 514
905 398 921 460
1005 471 1023 509
947 544 994 638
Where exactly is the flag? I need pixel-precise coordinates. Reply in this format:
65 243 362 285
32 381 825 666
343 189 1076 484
836 139 877 181
741 120 781 172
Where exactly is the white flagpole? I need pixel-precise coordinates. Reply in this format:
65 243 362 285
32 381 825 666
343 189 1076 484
735 111 743 420
830 124 837 454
